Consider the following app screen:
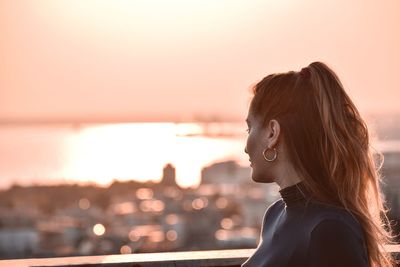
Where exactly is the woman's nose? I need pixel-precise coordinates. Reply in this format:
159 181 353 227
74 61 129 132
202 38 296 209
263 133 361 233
244 146 248 154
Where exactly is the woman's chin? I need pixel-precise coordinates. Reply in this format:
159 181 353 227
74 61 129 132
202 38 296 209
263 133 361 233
251 170 273 183
251 171 264 183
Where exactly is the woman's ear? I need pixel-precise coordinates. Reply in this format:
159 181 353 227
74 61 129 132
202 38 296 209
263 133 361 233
266 119 280 148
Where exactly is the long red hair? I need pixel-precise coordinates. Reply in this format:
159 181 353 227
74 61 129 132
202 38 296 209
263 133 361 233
249 62 395 267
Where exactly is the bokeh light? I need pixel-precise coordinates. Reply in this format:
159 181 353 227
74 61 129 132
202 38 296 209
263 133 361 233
78 198 91 210
136 188 154 200
93 223 106 236
215 197 228 209
166 230 178 241
120 245 132 254
220 218 234 230
192 197 208 210
165 214 179 225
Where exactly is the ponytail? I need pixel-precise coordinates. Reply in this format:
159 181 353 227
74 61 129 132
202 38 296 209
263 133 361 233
306 62 395 267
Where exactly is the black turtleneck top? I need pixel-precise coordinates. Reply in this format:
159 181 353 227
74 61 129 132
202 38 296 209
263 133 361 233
241 182 369 267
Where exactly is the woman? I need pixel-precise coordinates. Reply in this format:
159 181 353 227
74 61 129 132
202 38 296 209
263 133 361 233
241 62 395 267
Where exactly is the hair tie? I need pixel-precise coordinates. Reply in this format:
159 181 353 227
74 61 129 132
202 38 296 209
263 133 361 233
299 67 311 79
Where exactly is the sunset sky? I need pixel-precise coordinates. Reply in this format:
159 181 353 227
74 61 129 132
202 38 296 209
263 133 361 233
0 0 399 123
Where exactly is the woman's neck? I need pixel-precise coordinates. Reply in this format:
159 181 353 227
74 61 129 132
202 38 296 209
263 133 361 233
274 162 304 190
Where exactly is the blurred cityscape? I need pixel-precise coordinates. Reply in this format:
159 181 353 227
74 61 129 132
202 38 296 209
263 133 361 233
0 160 278 259
0 154 399 260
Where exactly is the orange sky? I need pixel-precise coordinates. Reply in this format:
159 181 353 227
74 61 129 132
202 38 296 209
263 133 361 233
0 0 399 123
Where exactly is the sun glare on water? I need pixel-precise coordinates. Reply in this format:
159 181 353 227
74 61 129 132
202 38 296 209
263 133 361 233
63 123 246 188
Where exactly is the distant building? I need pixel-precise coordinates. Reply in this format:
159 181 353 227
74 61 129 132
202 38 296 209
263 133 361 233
381 151 400 218
161 163 177 187
200 160 279 206
201 160 251 185
0 228 39 258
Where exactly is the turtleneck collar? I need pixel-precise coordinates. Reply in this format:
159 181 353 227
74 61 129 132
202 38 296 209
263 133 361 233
279 181 312 207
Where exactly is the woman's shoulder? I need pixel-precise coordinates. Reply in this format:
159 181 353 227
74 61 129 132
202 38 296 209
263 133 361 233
307 199 357 219
306 199 365 239
265 198 285 213
306 216 369 266
261 198 285 222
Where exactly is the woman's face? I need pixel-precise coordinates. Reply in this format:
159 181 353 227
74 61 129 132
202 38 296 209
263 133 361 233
245 113 275 183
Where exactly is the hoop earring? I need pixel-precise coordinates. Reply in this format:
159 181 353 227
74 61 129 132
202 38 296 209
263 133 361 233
262 147 277 162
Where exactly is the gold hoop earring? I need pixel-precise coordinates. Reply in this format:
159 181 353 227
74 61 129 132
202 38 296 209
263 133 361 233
263 147 277 162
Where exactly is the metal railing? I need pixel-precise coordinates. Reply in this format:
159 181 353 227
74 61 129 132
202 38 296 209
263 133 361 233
1 246 399 267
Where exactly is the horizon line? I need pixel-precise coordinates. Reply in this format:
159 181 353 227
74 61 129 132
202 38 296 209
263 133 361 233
0 110 399 125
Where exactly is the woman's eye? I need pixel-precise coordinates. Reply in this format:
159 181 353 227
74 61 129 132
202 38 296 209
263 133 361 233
246 128 250 134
